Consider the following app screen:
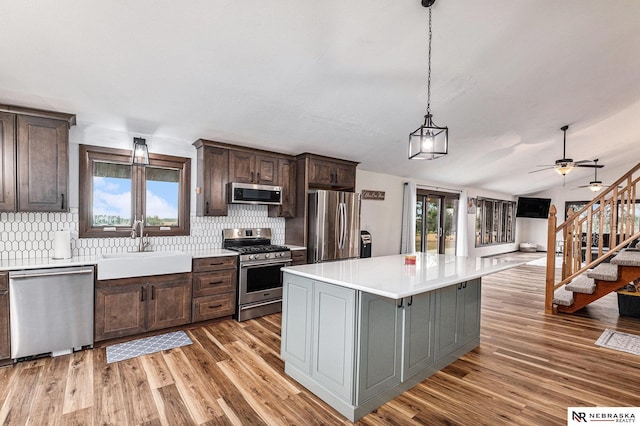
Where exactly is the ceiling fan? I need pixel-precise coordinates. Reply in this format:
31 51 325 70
576 159 616 192
529 125 604 175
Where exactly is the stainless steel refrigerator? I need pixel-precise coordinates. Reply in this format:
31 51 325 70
308 190 361 263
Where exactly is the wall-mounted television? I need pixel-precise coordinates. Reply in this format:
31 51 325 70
516 197 551 219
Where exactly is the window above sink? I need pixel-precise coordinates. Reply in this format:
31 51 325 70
78 145 191 238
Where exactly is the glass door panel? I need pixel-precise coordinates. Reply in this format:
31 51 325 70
444 198 458 255
426 197 441 254
416 192 459 255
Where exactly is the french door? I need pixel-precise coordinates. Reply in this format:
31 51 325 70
415 191 458 255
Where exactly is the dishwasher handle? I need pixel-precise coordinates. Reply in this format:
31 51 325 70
10 268 94 279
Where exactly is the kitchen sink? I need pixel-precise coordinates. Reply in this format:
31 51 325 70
97 251 192 280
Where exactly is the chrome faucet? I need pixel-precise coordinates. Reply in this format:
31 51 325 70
131 215 150 252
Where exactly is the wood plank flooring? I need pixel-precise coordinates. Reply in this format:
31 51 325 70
1 253 640 425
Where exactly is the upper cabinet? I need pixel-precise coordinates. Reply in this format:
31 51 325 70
194 142 229 217
307 155 357 190
193 139 296 217
229 150 279 185
268 156 296 218
0 105 75 212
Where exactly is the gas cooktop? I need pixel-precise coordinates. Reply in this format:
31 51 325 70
227 245 291 255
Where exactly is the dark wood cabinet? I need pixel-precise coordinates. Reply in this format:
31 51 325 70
0 105 75 213
0 272 9 360
191 256 237 322
291 249 307 266
195 143 228 216
17 115 69 212
194 140 296 217
307 155 357 190
0 113 16 212
229 150 278 185
95 273 192 342
269 156 296 218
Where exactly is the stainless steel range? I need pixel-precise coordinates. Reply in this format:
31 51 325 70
223 228 291 321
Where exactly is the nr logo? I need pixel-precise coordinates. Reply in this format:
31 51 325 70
572 411 587 422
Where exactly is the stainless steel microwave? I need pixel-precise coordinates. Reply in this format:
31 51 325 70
227 182 283 205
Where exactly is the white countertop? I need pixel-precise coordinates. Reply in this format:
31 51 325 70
0 248 239 271
282 253 523 299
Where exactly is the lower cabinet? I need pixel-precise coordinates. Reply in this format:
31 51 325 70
0 272 9 360
434 278 481 360
95 273 192 342
281 272 478 421
290 249 307 266
191 256 237 322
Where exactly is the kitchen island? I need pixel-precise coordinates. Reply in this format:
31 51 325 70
280 253 521 421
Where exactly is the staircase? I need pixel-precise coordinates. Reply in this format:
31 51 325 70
545 161 640 314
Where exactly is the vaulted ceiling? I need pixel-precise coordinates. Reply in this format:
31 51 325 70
2 0 639 195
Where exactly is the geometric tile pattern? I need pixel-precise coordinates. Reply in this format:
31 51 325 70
595 328 640 356
106 330 193 363
0 204 285 260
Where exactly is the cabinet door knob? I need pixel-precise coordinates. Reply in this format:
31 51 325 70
140 286 145 302
151 285 155 300
257 172 260 182
208 304 223 309
208 280 223 285
206 202 209 215
61 193 65 210
251 171 255 182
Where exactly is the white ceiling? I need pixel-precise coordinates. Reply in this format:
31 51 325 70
2 0 640 195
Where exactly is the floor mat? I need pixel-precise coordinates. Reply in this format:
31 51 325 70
595 329 640 356
106 330 193 363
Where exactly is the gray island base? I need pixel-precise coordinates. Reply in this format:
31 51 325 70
280 253 520 421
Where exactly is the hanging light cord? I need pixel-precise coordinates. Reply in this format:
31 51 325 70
426 6 432 116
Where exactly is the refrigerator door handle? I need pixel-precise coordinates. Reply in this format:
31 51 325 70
340 202 347 250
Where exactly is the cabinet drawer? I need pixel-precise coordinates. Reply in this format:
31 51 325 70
193 256 237 272
192 293 236 322
193 270 237 297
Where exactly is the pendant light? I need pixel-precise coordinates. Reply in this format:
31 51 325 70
132 137 150 166
409 0 448 160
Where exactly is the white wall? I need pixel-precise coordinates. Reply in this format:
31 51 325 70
356 169 519 258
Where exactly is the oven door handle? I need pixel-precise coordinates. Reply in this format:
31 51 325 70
239 298 282 310
242 260 292 268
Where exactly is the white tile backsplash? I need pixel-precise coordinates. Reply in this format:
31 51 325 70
0 204 285 260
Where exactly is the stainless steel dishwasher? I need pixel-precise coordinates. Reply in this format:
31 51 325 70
9 266 94 359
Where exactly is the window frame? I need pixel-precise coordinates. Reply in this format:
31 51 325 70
475 197 516 247
79 144 191 238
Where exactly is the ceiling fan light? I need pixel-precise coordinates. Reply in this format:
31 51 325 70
589 181 603 192
554 165 573 175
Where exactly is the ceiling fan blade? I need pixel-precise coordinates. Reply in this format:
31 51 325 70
574 160 591 164
528 167 554 174
575 164 604 168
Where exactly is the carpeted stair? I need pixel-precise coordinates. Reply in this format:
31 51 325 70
565 274 596 294
555 249 640 313
587 263 619 281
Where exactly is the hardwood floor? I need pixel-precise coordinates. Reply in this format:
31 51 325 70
1 254 640 425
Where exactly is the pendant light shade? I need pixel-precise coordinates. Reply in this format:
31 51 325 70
132 137 149 166
409 0 448 160
409 114 448 160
